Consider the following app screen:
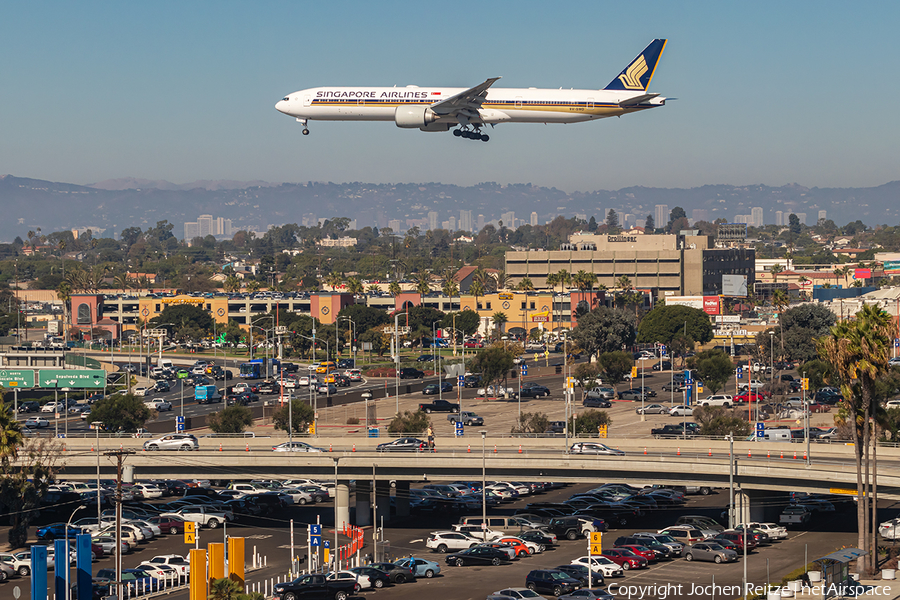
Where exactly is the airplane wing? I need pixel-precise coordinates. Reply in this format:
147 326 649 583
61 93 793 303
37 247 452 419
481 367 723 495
430 77 501 116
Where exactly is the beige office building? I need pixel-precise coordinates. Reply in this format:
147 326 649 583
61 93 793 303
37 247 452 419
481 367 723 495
506 233 754 298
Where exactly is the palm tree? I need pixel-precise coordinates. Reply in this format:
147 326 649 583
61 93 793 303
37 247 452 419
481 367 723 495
472 267 494 293
492 312 508 339
113 273 130 293
223 275 241 293
245 280 261 294
0 402 23 466
325 272 343 291
366 284 381 295
771 288 790 358
346 277 365 297
415 272 432 297
769 263 784 283
469 280 485 311
493 271 510 291
208 576 244 600
517 277 535 292
798 276 811 299
817 304 894 575
388 281 402 297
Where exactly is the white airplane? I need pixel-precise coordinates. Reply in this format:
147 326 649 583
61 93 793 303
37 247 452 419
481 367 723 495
275 39 668 142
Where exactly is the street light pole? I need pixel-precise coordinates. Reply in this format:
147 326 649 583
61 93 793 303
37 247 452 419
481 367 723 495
726 434 734 529
92 421 102 522
480 430 487 529
65 504 87 600
393 311 409 415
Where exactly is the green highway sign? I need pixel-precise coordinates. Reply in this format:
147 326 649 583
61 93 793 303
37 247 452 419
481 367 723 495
38 369 106 389
0 369 35 388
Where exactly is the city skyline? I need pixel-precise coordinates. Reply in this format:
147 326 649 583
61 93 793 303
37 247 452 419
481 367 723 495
2 2 898 194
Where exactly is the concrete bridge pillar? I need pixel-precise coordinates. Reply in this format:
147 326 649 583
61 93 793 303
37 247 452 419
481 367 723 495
335 480 351 531
394 481 410 518
733 488 790 525
375 480 391 525
355 480 372 527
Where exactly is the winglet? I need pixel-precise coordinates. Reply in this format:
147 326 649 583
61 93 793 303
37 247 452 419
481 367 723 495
604 39 667 91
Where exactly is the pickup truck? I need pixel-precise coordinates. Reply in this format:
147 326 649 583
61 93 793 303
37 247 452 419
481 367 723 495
585 387 615 400
651 423 700 438
779 505 812 526
448 411 484 426
159 505 229 529
419 399 459 413
274 573 358 600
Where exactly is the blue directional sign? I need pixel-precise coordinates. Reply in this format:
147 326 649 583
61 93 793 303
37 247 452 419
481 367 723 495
660 345 667 357
895 338 899 348
323 540 330 549
457 376 465 386
310 536 321 547
455 421 464 437
310 525 321 535
756 422 765 438
310 524 322 546
176 415 185 432
520 365 528 376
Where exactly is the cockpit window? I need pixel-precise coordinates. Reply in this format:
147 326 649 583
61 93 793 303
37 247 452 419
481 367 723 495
282 97 290 101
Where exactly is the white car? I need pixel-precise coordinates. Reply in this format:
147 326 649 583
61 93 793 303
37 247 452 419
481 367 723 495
145 554 190 578
144 399 172 412
477 385 516 398
25 417 50 428
880 518 900 540
137 563 179 585
737 522 788 540
570 556 625 577
89 534 130 556
130 518 162 537
425 531 480 553
41 402 64 413
669 405 693 417
73 516 117 533
492 481 531 495
328 569 370 589
451 524 502 540
133 387 152 397
232 382 251 393
132 484 164 499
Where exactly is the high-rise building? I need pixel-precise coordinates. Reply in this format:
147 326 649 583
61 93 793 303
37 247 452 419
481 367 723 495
198 214 214 237
796 213 807 225
448 216 456 230
428 211 439 231
691 209 708 223
775 211 783 226
388 219 402 232
184 222 200 240
530 211 538 226
575 213 587 223
818 210 827 223
459 209 472 232
500 211 515 229
477 214 485 231
655 204 669 228
751 207 764 228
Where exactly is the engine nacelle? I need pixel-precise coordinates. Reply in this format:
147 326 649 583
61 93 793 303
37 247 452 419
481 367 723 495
394 106 437 129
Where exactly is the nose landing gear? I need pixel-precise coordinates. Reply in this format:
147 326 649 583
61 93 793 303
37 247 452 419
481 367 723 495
297 118 310 135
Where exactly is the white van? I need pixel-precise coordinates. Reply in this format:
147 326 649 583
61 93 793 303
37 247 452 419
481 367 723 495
458 516 533 534
760 429 791 442
157 358 174 370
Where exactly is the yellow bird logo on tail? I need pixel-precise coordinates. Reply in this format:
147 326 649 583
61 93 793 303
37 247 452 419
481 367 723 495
617 54 649 90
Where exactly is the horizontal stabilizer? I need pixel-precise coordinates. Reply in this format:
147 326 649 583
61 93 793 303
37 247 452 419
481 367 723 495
618 93 659 107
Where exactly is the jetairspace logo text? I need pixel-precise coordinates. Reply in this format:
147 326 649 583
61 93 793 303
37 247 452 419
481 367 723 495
607 582 893 598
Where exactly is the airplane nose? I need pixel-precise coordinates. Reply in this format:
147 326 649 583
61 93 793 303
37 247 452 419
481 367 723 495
275 100 287 114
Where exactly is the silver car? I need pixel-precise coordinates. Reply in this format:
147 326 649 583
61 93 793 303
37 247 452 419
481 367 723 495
682 542 737 563
143 434 199 451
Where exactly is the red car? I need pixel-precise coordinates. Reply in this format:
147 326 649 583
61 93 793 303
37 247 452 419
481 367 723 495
601 548 648 570
616 544 657 562
735 392 763 403
464 339 483 348
714 532 758 552
147 515 185 535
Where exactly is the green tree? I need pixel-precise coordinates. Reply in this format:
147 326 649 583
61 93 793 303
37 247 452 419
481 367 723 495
337 304 391 334
605 209 620 233
207 405 253 434
0 400 60 548
568 409 612 436
150 303 214 340
776 304 836 363
687 349 734 394
570 307 636 358
90 393 152 433
598 351 634 385
798 358 833 392
637 304 713 345
273 398 316 433
693 406 750 437
469 346 515 391
573 362 602 396
388 410 431 434
209 577 264 600
442 310 480 336
511 412 550 434
492 312 508 337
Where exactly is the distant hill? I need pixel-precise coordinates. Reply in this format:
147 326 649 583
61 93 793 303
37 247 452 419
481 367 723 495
1 174 898 241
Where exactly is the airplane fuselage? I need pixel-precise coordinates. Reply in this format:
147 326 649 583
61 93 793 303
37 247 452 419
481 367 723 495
275 85 664 125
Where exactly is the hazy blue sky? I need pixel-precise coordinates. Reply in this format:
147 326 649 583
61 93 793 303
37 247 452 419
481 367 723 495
2 1 898 192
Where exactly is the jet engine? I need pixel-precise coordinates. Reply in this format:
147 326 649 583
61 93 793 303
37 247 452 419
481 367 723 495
394 106 437 129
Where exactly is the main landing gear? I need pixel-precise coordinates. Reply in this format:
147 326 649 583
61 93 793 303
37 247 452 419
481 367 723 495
453 128 489 142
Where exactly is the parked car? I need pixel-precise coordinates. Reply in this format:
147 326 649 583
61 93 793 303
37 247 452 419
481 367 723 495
393 556 441 578
520 383 551 398
682 541 738 563
445 546 510 567
635 404 668 415
668 405 693 417
525 569 582 596
426 531 480 553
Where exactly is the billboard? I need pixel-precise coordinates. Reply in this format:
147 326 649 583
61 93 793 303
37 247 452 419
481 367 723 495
854 268 871 279
722 274 748 297
703 296 721 315
665 296 704 310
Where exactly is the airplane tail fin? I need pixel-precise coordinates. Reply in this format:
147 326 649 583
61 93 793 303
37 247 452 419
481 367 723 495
603 39 667 91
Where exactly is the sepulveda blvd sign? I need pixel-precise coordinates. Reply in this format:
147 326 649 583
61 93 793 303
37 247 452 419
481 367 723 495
38 369 106 389
0 369 36 388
